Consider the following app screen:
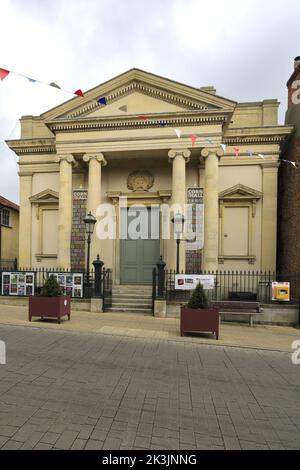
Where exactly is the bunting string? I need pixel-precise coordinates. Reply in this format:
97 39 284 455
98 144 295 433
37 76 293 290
1 66 297 170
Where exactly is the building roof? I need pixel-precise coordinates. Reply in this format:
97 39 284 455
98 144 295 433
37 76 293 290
0 196 19 212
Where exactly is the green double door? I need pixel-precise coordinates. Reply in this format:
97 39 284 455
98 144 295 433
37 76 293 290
120 206 160 285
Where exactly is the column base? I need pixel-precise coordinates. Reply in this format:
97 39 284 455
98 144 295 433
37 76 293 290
90 298 103 313
154 300 167 318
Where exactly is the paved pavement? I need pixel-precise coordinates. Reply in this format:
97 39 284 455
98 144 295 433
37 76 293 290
0 303 299 352
0 321 300 450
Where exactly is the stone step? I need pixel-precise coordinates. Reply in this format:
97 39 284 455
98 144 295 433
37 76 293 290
111 302 152 309
112 294 152 301
114 285 152 288
112 289 152 296
105 307 152 314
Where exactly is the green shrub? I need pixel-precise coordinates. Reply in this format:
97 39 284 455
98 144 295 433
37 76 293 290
187 282 209 309
40 275 63 297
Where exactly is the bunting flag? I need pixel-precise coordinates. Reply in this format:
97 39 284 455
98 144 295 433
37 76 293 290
257 154 265 159
0 65 85 97
74 89 84 97
49 82 61 89
280 159 299 168
233 147 240 157
119 105 127 112
0 68 10 80
137 115 148 120
220 144 227 153
190 134 198 146
174 128 181 138
97 96 107 105
159 121 167 127
206 138 213 145
247 150 253 157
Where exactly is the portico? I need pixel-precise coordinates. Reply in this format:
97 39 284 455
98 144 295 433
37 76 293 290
7 68 292 283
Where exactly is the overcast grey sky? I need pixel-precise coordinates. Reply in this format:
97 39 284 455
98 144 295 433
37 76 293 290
0 0 299 203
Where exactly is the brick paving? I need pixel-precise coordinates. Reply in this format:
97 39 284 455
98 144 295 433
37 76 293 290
0 324 300 450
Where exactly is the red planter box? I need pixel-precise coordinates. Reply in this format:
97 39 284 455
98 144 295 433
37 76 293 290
180 306 219 339
29 296 71 324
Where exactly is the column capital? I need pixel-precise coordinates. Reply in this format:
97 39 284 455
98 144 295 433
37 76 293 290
168 149 191 162
83 153 107 166
201 147 223 159
54 154 75 164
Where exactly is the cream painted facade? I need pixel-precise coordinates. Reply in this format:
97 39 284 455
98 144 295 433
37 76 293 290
7 69 293 283
0 198 19 264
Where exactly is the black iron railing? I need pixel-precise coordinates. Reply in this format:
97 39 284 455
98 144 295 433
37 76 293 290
152 269 300 306
0 265 113 306
103 268 113 309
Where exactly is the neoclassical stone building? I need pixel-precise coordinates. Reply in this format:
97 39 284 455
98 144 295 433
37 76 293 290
7 69 292 284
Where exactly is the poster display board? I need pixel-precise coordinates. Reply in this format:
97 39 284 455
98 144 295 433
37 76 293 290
175 274 215 291
272 282 290 302
51 273 84 298
1 272 35 296
186 188 204 250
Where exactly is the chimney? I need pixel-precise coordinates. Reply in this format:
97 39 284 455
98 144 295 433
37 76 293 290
294 56 300 71
199 86 216 95
287 57 300 108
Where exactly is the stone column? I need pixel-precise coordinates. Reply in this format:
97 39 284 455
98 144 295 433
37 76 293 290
261 163 279 271
19 173 32 267
201 147 223 271
55 154 75 269
83 153 107 263
168 149 191 271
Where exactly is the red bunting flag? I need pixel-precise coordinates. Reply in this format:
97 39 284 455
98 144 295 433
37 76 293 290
137 115 147 120
190 134 198 146
234 147 240 157
74 89 84 97
0 68 10 80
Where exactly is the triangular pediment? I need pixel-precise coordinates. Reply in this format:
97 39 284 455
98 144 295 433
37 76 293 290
219 185 263 200
41 68 236 121
30 189 59 204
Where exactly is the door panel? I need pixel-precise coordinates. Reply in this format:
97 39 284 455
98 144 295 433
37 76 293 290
120 206 160 284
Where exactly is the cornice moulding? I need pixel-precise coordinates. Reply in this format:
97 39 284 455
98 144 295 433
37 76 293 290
46 111 230 134
40 68 237 120
6 138 56 155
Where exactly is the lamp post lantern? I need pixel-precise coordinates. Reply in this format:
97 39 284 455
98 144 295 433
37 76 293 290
83 211 96 284
171 211 185 274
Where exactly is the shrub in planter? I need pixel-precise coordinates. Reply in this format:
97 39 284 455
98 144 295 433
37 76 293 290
180 282 219 339
29 275 71 324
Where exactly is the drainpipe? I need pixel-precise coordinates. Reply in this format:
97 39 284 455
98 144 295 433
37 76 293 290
0 205 3 267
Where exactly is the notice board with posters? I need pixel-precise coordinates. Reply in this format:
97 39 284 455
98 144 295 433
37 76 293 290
175 274 215 291
1 272 35 296
51 273 84 298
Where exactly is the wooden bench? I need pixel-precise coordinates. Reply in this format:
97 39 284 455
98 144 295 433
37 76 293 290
211 301 263 327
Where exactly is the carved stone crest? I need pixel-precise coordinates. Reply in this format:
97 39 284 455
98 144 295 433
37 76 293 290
127 170 154 192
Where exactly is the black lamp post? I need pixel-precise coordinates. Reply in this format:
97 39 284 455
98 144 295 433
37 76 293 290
83 211 96 284
171 211 185 274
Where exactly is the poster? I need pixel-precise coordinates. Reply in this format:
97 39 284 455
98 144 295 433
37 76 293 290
1 272 35 296
186 187 204 251
175 274 215 291
51 273 84 298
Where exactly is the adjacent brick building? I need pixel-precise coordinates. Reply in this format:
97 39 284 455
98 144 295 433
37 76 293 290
278 57 300 273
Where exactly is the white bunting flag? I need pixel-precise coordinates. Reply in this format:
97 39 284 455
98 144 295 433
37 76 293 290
174 128 181 139
258 154 265 159
220 144 227 153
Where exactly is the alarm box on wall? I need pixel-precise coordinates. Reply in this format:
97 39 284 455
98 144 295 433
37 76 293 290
272 282 290 302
